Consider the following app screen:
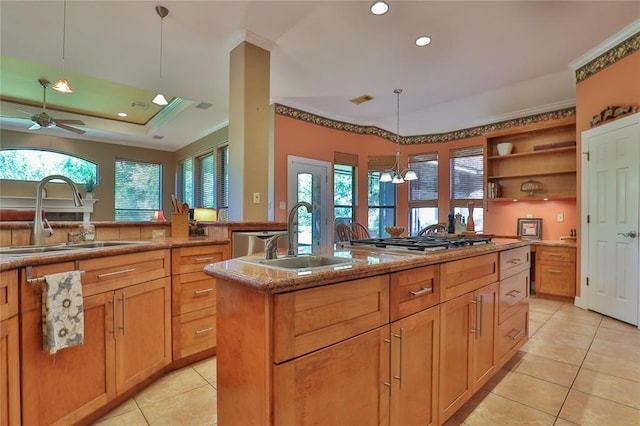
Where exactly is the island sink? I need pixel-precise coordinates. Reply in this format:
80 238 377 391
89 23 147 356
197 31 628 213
242 254 357 270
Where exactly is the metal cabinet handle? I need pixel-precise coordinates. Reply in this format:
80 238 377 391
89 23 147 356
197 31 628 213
469 299 478 335
194 288 214 295
507 290 521 297
393 328 404 389
509 329 524 341
195 327 214 335
194 257 215 263
120 292 126 335
507 258 522 264
98 268 136 278
547 269 562 273
383 332 393 395
409 287 432 297
111 294 117 340
617 231 637 238
547 253 562 257
478 295 483 337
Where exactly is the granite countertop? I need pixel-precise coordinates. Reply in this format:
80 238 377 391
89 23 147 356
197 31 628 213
0 237 229 271
204 238 530 294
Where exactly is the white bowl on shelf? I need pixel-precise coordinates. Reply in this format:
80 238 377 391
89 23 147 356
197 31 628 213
496 143 513 156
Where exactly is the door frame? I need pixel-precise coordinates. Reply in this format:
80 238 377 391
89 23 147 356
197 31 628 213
287 155 332 248
579 112 640 327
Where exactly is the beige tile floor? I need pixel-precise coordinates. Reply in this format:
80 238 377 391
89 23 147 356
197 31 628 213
96 297 640 426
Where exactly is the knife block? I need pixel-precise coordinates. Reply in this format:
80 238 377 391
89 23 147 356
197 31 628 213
171 213 189 238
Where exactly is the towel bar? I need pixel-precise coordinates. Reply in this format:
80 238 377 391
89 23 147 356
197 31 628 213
26 265 85 284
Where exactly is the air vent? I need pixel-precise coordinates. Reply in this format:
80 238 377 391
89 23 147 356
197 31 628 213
350 94 374 105
131 101 149 110
196 102 213 110
152 135 164 139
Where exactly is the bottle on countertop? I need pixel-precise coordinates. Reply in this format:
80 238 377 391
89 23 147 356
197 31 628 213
447 212 456 234
454 213 463 234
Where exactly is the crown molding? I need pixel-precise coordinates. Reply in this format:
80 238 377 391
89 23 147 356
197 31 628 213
570 19 640 70
225 30 275 52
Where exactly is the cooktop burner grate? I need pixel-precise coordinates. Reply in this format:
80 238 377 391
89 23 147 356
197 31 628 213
348 235 492 252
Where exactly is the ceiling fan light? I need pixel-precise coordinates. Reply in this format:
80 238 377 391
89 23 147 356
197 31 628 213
152 93 169 106
404 169 418 181
52 78 73 94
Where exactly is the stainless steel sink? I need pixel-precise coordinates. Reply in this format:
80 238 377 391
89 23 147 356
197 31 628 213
66 241 150 249
241 254 359 270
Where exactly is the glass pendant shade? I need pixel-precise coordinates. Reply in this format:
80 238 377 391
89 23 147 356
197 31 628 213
403 169 417 181
52 78 73 94
379 89 418 184
52 0 73 94
380 172 392 182
152 93 169 106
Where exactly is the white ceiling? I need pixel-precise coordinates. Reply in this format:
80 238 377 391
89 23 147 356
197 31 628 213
1 1 639 152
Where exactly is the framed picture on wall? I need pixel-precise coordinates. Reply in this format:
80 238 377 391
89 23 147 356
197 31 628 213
517 218 543 240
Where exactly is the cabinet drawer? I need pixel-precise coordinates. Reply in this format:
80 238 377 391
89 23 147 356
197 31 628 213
172 271 216 315
499 269 529 322
536 260 576 297
0 269 18 320
440 253 498 302
79 250 171 296
172 307 216 359
537 246 575 262
498 304 528 362
172 244 229 275
390 265 439 321
499 246 530 280
273 275 389 363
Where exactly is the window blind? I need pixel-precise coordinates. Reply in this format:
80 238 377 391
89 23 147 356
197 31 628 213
198 153 215 208
368 155 395 172
334 152 358 167
409 152 438 201
450 146 484 200
217 145 229 208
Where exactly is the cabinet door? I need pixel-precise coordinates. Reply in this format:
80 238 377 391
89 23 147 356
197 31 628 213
115 277 171 394
536 260 575 297
439 293 473 422
472 282 498 392
1 316 20 426
20 292 115 425
390 306 440 426
274 327 389 426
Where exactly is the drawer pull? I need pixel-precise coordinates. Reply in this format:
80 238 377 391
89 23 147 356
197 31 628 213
195 327 214 335
194 288 214 295
507 258 522 264
547 269 562 273
506 290 521 297
98 268 136 278
509 329 524 341
547 252 563 257
194 257 215 263
409 287 433 297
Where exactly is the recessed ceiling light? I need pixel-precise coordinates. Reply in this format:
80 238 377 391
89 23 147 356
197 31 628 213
415 36 432 47
118 112 128 117
370 1 389 15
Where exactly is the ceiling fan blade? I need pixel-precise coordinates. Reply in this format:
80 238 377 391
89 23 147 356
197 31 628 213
29 123 41 130
17 109 34 116
56 119 85 125
0 115 30 120
56 123 86 135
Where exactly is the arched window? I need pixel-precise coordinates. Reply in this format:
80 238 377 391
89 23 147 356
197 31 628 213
0 148 98 184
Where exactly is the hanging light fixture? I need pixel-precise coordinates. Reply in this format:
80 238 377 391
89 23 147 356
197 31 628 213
52 0 74 94
152 5 169 106
380 89 417 184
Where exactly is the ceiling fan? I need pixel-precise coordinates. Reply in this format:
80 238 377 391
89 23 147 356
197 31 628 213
1 78 86 135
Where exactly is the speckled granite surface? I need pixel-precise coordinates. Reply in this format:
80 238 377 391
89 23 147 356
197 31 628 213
204 239 530 294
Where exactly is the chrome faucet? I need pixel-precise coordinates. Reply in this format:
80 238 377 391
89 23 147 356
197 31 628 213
264 232 288 260
31 175 84 245
287 201 313 256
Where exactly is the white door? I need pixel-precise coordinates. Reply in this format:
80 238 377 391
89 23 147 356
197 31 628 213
582 113 639 326
288 156 332 251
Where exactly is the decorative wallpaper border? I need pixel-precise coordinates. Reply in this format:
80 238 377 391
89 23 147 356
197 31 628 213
274 104 576 145
575 31 640 83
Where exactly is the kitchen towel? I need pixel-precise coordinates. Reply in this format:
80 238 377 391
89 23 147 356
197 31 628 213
42 270 84 354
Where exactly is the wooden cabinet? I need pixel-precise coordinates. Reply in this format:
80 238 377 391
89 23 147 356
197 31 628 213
485 118 576 201
1 270 20 426
439 282 498 423
171 244 229 360
20 250 171 425
497 247 530 366
535 246 576 298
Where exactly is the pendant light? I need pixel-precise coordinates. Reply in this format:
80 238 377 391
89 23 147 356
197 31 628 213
380 89 417 184
152 5 169 106
52 0 74 94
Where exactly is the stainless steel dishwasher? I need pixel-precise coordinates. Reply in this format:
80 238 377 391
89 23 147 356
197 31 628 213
231 230 288 258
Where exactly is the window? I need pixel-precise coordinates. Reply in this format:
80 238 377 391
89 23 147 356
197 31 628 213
115 159 161 221
408 152 439 235
179 144 228 210
367 171 396 238
333 152 357 240
450 146 484 231
217 145 229 209
196 152 215 208
177 158 194 207
0 148 97 184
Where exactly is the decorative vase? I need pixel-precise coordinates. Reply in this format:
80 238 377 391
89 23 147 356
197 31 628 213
466 201 475 232
85 192 94 199
496 143 513 156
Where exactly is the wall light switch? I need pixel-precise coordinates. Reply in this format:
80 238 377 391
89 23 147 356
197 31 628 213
526 213 533 218
279 202 286 210
253 192 260 204
557 213 564 222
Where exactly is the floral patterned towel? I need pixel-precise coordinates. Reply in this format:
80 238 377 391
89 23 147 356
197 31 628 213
42 271 84 354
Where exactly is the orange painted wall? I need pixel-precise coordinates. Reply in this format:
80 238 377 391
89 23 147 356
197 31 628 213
274 114 578 240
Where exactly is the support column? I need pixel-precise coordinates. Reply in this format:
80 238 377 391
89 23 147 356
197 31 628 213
228 41 271 221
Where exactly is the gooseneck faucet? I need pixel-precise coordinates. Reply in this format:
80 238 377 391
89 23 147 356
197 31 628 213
31 175 84 245
287 201 313 256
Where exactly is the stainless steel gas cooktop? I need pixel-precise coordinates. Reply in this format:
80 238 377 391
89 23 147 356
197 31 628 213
347 235 493 252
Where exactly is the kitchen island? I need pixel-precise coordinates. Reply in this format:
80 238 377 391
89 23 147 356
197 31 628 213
205 238 531 425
